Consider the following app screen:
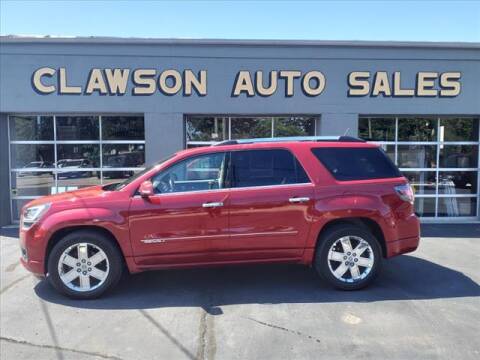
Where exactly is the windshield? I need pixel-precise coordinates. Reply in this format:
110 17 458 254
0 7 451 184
106 154 175 191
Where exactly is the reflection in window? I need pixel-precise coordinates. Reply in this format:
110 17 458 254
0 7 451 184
56 116 99 140
56 172 101 191
358 117 395 141
9 116 54 141
274 117 315 137
397 145 437 168
186 117 228 143
414 197 436 217
440 117 479 142
398 117 437 141
438 171 477 195
230 117 272 139
186 115 318 147
440 145 478 168
402 171 437 195
438 197 477 217
10 144 55 168
102 144 145 168
11 172 55 197
102 116 145 140
57 144 100 168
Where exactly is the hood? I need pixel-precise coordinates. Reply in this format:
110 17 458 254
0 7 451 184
25 185 105 207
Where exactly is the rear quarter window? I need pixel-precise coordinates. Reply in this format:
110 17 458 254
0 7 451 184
311 147 402 181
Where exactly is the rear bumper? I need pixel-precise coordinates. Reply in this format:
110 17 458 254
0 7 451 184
386 235 420 258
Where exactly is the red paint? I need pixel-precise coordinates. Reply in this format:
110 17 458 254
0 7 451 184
19 141 420 276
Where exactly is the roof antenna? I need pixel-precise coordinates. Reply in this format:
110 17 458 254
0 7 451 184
343 128 350 136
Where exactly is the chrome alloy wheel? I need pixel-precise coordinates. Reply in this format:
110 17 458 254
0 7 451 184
327 236 374 283
57 242 110 292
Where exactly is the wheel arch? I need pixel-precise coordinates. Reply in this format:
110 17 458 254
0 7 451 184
44 225 125 274
314 217 387 258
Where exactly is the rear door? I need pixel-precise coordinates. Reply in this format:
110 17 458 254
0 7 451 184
220 148 314 261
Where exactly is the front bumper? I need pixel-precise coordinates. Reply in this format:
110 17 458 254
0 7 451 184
19 226 47 277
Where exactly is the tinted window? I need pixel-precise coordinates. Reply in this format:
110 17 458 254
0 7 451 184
231 149 310 188
312 147 401 181
152 152 227 194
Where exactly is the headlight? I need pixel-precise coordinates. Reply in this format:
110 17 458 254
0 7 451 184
22 203 51 229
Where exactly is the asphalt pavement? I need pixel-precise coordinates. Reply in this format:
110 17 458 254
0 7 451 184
1 224 479 360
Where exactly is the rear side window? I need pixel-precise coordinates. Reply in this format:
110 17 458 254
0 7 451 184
311 147 401 181
231 149 310 188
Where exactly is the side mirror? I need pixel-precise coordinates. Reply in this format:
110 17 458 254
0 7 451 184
139 180 154 198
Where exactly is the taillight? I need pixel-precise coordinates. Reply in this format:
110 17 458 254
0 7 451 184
395 184 414 204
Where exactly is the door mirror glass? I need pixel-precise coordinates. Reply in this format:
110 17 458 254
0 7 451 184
139 180 154 197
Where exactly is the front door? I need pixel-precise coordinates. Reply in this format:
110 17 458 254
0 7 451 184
221 148 314 261
128 151 229 267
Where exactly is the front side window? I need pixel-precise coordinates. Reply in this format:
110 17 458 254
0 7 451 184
230 149 310 188
151 152 227 194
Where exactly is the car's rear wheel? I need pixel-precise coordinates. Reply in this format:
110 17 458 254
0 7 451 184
314 225 382 290
47 230 123 299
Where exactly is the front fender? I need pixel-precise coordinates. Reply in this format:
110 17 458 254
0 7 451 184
37 207 132 260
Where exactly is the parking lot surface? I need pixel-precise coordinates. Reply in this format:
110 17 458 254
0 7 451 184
1 224 479 360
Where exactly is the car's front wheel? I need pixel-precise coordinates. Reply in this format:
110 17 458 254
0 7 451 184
314 225 382 290
47 230 123 299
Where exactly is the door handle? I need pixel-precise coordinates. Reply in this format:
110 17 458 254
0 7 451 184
289 197 310 203
202 201 224 208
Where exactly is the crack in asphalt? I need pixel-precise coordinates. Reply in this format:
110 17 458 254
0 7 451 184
246 317 322 344
0 274 30 295
0 337 125 360
196 308 216 360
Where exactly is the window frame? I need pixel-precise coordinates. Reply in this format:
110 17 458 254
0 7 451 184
185 114 319 147
359 115 480 220
8 114 146 222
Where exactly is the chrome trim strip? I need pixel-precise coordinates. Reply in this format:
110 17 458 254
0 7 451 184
140 230 298 243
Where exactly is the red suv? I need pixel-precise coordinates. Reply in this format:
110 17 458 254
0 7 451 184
19 136 420 299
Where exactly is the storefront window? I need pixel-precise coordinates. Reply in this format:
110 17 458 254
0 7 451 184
10 144 55 168
440 117 479 142
274 117 316 137
439 145 478 168
185 115 317 147
56 116 99 140
358 117 395 141
102 116 145 140
359 116 479 219
230 117 272 139
186 117 228 144
397 145 437 168
398 117 437 141
9 116 54 141
9 115 145 221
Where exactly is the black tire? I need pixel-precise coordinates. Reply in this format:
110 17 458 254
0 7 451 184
314 224 382 290
47 230 123 299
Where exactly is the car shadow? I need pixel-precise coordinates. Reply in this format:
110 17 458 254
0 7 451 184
34 254 480 312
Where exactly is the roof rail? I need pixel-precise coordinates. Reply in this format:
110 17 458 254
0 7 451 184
213 136 365 146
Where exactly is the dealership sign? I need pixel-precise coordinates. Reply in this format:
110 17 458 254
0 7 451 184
31 68 462 97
